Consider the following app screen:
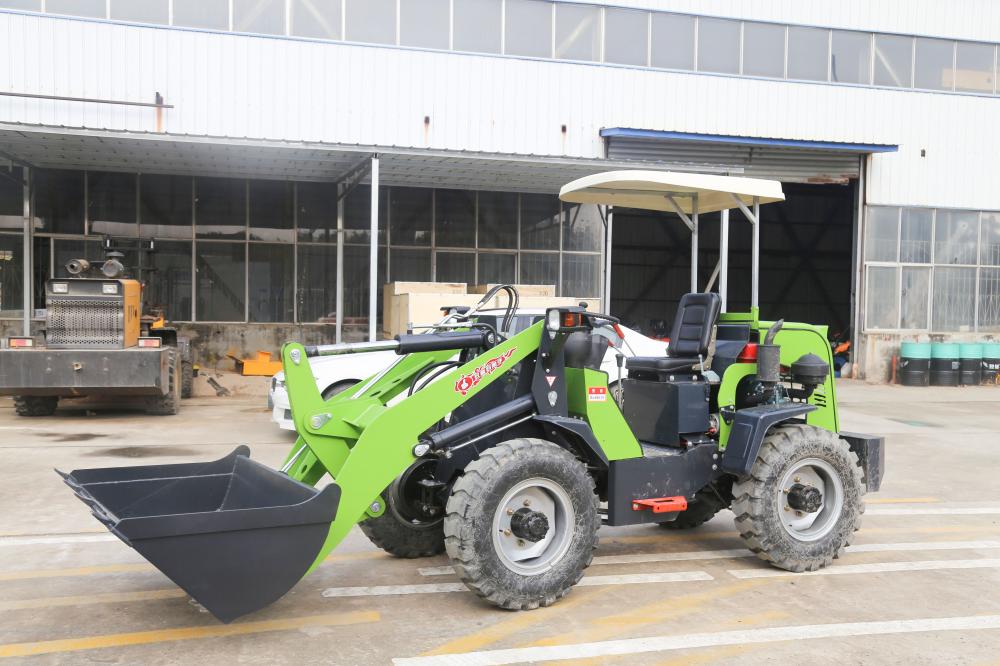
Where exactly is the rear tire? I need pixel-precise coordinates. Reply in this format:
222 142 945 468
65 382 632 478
13 396 59 417
732 424 864 572
146 354 181 416
360 460 445 558
181 360 194 399
444 438 599 610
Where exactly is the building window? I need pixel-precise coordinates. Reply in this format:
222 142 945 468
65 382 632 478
436 251 475 283
478 252 516 284
899 207 932 263
391 247 432 281
563 203 602 252
196 177 246 240
742 22 785 78
504 0 552 58
865 265 898 330
345 0 396 45
554 3 600 62
453 0 502 54
196 242 246 321
914 37 955 91
291 0 342 40
140 174 192 240
46 0 104 18
478 191 518 249
873 34 913 88
400 0 448 50
562 253 600 297
344 184 388 244
980 268 1000 331
864 206 899 262
233 0 286 35
297 244 337 322
787 26 829 81
0 233 24 317
831 30 872 84
981 213 1000 265
110 0 168 24
248 180 293 243
697 17 740 74
955 42 996 94
296 181 337 243
934 210 978 265
899 266 930 329
520 193 560 251
146 240 193 321
932 267 975 331
651 13 694 70
88 172 137 238
249 243 293 321
173 0 229 30
520 252 558 288
0 1 41 10
33 169 84 235
0 166 22 231
603 7 647 67
390 188 432 246
435 190 475 248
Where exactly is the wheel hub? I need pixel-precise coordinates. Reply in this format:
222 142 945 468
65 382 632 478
786 483 823 513
509 508 549 542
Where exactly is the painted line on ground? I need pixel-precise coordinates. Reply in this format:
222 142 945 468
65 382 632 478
0 534 117 547
418 540 1000 576
0 610 380 659
322 571 712 598
867 507 1000 516
0 589 186 612
391 614 1000 665
866 497 939 504
728 558 1000 579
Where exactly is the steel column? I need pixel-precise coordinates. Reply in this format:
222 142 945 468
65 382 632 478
691 194 699 293
368 155 380 342
751 196 760 309
720 207 729 311
335 182 345 344
21 167 31 335
604 205 613 312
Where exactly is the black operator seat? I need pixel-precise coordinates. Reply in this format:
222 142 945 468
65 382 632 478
627 292 722 376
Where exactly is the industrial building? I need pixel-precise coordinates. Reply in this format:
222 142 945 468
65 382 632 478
0 0 998 379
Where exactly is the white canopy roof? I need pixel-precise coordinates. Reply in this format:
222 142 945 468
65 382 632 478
559 170 784 214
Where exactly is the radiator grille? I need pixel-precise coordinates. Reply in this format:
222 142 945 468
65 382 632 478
47 299 124 347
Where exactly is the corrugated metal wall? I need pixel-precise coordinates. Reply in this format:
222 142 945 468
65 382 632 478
0 12 997 209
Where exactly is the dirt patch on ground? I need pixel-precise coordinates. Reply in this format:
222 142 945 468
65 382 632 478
84 446 199 458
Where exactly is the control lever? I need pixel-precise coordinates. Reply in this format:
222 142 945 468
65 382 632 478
615 353 625 408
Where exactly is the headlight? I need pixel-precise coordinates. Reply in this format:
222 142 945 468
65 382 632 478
102 283 119 295
51 282 68 294
546 309 561 333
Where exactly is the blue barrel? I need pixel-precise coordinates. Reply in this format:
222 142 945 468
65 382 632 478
959 344 983 385
982 342 1000 385
930 343 960 386
898 342 931 386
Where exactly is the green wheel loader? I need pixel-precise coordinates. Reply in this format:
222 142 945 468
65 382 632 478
58 172 884 623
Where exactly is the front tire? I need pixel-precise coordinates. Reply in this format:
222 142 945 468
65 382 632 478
14 396 59 417
732 424 864 572
146 354 181 416
444 439 599 610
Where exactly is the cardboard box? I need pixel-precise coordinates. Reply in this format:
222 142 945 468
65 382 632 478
469 284 556 297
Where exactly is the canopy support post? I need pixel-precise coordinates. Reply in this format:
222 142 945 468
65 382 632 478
335 182 345 344
719 208 729 312
690 193 699 293
368 155 379 342
603 205 613 313
22 166 31 336
751 196 760 310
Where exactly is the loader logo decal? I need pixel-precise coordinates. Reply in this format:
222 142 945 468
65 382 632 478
454 348 517 395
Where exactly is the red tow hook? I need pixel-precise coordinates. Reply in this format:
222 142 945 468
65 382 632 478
631 496 689 514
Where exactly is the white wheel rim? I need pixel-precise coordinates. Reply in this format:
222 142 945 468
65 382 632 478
777 457 844 542
491 477 575 575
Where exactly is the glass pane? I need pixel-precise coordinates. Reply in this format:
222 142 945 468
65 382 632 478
955 42 994 94
504 0 551 58
32 236 48 310
562 203 601 251
345 0 395 45
520 252 558 288
864 206 898 262
0 166 22 230
46 0 104 18
932 267 975 331
604 8 647 67
33 169 84 234
554 3 599 62
196 177 245 239
248 180 293 242
520 193 560 251
343 244 385 319
0 1 41 10
874 34 913 88
562 254 600 297
390 187 432 246
0 233 23 317
900 266 929 329
831 30 871 84
435 189 475 248
297 244 337 322
291 0 341 40
979 268 1000 331
914 37 954 91
787 26 828 81
391 248 431 281
146 241 192 321
899 208 932 263
344 184 388 244
478 253 516 284
478 191 518 248
297 181 337 242
436 252 475 284
934 210 978 265
865 266 898 329
196 242 245 321
651 13 694 70
249 244 293 322
400 0 448 49
742 22 784 78
981 212 1000 265
697 18 739 74
140 174 192 240
88 172 137 238
173 0 229 30
234 0 285 35
453 0 502 54
110 0 168 23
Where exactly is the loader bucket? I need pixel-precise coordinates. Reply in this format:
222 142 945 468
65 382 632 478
56 446 339 623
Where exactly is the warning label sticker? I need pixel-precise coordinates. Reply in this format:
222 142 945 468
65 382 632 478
588 386 607 402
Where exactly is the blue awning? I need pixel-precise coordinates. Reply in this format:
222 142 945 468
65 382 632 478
600 128 898 154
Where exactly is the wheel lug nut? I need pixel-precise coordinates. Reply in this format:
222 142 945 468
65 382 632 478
506 508 513 515
523 499 531 507
503 529 511 536
517 539 525 547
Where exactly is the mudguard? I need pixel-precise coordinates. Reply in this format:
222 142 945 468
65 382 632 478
720 403 817 476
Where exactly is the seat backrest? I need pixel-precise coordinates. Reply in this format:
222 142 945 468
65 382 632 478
667 292 722 358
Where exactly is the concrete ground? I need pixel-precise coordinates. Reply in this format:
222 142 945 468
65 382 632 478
1 381 999 664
